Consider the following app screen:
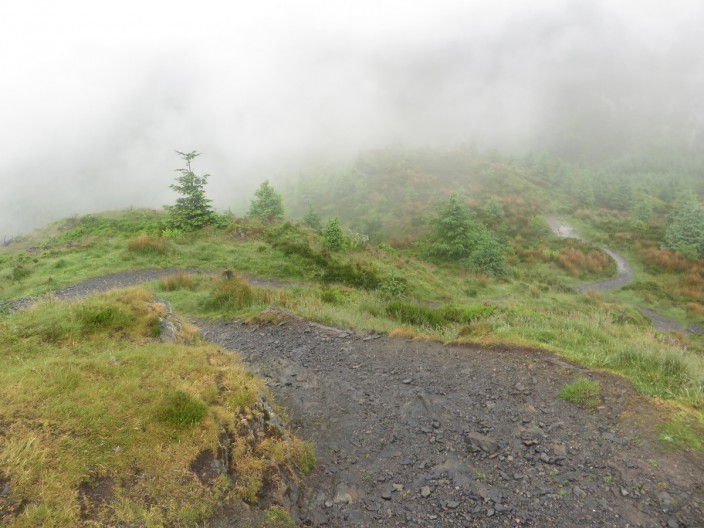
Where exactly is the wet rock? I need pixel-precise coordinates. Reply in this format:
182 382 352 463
573 486 587 499
466 432 499 454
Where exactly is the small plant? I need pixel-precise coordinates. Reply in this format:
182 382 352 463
157 390 208 429
380 275 408 298
161 227 183 240
265 506 295 527
648 459 658 468
437 304 496 324
347 231 369 249
603 474 613 484
322 217 345 250
558 377 601 408
558 488 568 497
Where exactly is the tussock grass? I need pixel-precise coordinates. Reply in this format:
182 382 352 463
0 289 312 527
158 271 195 291
127 233 168 255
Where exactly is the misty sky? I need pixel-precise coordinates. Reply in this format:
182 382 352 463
1 0 703 238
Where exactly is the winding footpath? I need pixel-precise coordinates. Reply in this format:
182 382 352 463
546 216 703 335
1 270 703 526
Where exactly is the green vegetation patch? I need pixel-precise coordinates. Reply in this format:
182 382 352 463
0 289 310 527
658 412 704 452
559 377 602 408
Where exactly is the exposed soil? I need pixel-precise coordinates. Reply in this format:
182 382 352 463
546 217 703 335
198 315 703 527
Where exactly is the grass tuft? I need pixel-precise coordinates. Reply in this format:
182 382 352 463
157 390 208 429
205 276 254 311
558 377 602 408
127 233 168 255
158 272 195 291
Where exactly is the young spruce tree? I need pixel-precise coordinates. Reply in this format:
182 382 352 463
248 180 284 222
165 151 217 231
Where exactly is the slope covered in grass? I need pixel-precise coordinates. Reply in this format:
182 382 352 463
0 288 312 527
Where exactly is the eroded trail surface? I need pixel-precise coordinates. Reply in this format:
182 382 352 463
200 317 703 527
545 216 634 292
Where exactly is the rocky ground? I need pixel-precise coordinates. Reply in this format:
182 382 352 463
200 314 703 528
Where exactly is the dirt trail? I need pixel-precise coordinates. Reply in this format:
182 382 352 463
546 216 703 335
201 316 703 527
546 216 634 293
0 268 292 313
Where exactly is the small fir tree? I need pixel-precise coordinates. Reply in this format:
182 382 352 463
165 151 217 231
322 217 345 250
664 193 704 258
248 180 284 221
303 205 322 230
468 232 509 276
424 194 483 260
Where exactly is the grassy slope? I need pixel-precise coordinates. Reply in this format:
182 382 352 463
3 210 702 411
0 286 312 527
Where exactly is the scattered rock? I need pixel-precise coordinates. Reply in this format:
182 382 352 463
466 432 499 454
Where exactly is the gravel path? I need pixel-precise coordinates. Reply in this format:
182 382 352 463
200 316 703 527
546 217 703 335
545 216 634 293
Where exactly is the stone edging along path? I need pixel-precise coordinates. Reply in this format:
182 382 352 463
1 268 703 526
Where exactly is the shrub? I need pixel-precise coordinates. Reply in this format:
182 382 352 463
641 247 689 273
467 232 509 276
322 217 345 250
127 233 168 255
424 194 483 260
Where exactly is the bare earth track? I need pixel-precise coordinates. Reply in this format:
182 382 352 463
546 216 704 335
2 271 703 526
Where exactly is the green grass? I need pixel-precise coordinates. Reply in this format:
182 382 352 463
558 377 602 408
3 209 704 437
0 288 312 527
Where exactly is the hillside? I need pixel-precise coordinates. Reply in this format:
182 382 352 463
1 148 703 526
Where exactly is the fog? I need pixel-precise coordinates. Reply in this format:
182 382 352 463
1 0 703 238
